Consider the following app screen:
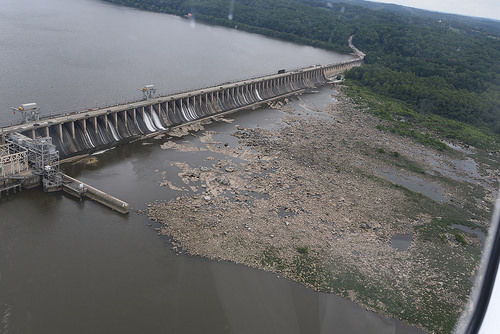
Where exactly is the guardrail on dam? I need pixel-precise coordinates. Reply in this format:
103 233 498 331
1 57 362 158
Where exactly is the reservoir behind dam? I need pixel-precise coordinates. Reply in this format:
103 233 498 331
0 0 352 125
0 0 422 333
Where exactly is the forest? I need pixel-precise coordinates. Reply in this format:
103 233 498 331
102 0 500 147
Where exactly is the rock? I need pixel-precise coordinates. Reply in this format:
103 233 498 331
445 233 456 241
225 166 236 173
285 221 290 226
204 196 212 201
215 177 230 186
85 156 99 167
200 166 211 172
361 222 371 229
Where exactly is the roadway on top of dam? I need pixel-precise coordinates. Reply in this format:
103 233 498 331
0 59 359 136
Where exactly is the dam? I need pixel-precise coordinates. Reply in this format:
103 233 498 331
0 2 429 333
0 57 362 206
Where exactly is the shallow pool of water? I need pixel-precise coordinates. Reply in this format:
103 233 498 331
377 169 448 203
390 233 413 251
451 224 486 243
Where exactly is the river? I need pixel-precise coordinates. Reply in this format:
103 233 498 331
0 0 423 333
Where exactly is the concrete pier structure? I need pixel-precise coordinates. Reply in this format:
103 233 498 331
61 174 129 214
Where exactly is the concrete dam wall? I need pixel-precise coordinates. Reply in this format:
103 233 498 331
4 58 362 158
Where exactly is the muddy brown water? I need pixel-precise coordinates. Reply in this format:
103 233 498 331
1 0 424 333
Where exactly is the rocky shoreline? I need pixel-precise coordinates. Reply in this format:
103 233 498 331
147 86 498 334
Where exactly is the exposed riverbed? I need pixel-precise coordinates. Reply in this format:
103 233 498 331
147 85 498 334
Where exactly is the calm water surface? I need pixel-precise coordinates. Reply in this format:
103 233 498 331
1 0 423 333
0 0 352 123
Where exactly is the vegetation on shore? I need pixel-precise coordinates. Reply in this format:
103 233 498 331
345 81 497 150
